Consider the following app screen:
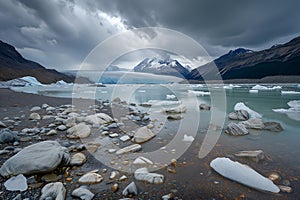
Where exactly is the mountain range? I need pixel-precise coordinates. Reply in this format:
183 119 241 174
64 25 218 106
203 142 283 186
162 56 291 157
0 40 77 84
134 36 300 81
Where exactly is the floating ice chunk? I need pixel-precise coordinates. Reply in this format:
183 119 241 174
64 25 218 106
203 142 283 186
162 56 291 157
251 85 281 90
234 102 262 118
166 94 176 99
182 134 194 142
20 76 44 86
210 157 280 193
249 89 259 93
223 84 241 89
281 91 300 95
187 90 210 96
273 100 300 121
147 100 181 106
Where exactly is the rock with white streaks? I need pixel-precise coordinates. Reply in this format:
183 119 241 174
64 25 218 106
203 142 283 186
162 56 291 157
225 123 249 136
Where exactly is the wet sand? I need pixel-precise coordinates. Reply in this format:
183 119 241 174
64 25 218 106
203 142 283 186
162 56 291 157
0 88 299 200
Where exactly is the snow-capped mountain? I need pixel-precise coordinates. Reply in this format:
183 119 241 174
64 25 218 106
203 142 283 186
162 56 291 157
133 57 191 78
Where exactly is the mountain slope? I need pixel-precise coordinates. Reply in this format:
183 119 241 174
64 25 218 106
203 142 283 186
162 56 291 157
133 58 190 78
190 36 300 80
0 40 75 84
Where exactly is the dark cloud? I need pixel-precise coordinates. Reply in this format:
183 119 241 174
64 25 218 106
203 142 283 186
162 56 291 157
0 0 299 70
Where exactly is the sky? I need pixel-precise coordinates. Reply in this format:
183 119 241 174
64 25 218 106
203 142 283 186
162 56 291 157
0 0 299 71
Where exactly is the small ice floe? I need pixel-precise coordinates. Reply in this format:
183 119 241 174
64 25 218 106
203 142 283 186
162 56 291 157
273 100 300 121
223 84 241 89
249 89 259 93
251 84 282 90
188 90 210 96
281 91 300 95
210 157 280 193
182 134 194 142
138 90 146 93
188 84 204 88
166 94 176 99
234 102 262 119
145 100 181 107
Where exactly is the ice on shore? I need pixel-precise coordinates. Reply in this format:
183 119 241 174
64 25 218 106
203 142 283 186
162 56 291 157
273 100 300 121
166 94 176 99
187 90 210 96
251 84 282 90
234 102 262 118
210 157 280 193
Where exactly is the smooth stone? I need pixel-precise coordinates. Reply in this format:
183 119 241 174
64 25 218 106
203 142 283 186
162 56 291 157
108 148 117 153
119 175 128 181
4 174 28 191
133 156 153 166
30 106 41 112
199 104 211 111
133 126 155 144
228 109 249 121
42 104 49 109
120 135 131 142
107 123 118 129
235 150 265 162
122 182 138 196
57 125 67 131
225 123 249 136
109 133 119 138
167 115 182 120
116 144 142 155
96 113 114 123
239 118 265 129
29 113 41 120
0 129 18 143
41 173 61 182
268 172 281 183
78 172 103 184
67 122 91 139
109 171 119 180
263 122 283 132
72 186 95 200
0 141 70 177
163 105 186 114
278 185 292 193
0 121 6 127
134 167 164 184
40 182 66 200
111 183 119 192
182 134 194 142
46 129 57 136
210 157 280 193
70 153 86 166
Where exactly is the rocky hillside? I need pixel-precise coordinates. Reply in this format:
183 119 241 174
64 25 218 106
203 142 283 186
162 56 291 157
190 36 300 80
0 40 75 84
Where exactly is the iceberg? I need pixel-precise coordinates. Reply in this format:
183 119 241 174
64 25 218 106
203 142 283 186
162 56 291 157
187 90 210 96
273 100 300 121
281 91 300 95
20 76 44 86
251 84 282 90
234 102 262 118
210 157 280 193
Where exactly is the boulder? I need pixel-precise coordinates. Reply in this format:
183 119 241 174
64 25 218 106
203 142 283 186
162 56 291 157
133 126 155 143
40 182 66 200
134 167 164 184
239 118 265 129
235 150 264 162
225 123 249 136
67 123 91 139
0 141 70 177
72 186 95 200
116 144 142 155
263 122 283 132
210 157 280 193
0 129 18 143
228 110 249 121
122 182 138 196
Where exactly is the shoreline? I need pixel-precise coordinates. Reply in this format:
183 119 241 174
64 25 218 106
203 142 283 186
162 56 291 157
0 88 299 199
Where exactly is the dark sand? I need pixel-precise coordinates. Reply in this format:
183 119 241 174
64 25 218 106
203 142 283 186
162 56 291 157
0 89 299 200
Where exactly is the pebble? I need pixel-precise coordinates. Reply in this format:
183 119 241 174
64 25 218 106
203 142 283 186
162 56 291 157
111 183 119 192
122 182 138 196
278 185 292 193
46 129 57 136
57 125 67 131
30 106 41 112
78 172 103 184
109 171 119 180
29 113 41 120
72 186 95 200
4 174 28 191
40 182 66 200
70 152 87 166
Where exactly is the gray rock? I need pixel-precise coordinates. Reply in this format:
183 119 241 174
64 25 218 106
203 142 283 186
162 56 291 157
134 167 164 184
4 174 28 191
0 140 70 177
116 144 142 155
67 123 91 139
167 115 182 120
0 121 6 128
46 129 57 136
239 118 265 129
30 106 41 112
40 182 66 200
133 126 155 144
70 152 86 166
163 105 186 114
29 113 41 120
235 150 265 162
72 186 95 200
263 122 283 132
199 104 211 111
107 123 118 129
78 172 103 184
0 129 18 143
122 182 138 196
225 123 249 136
57 125 67 131
228 109 249 121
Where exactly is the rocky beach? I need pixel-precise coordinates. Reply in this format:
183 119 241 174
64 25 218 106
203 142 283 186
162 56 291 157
0 88 299 200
